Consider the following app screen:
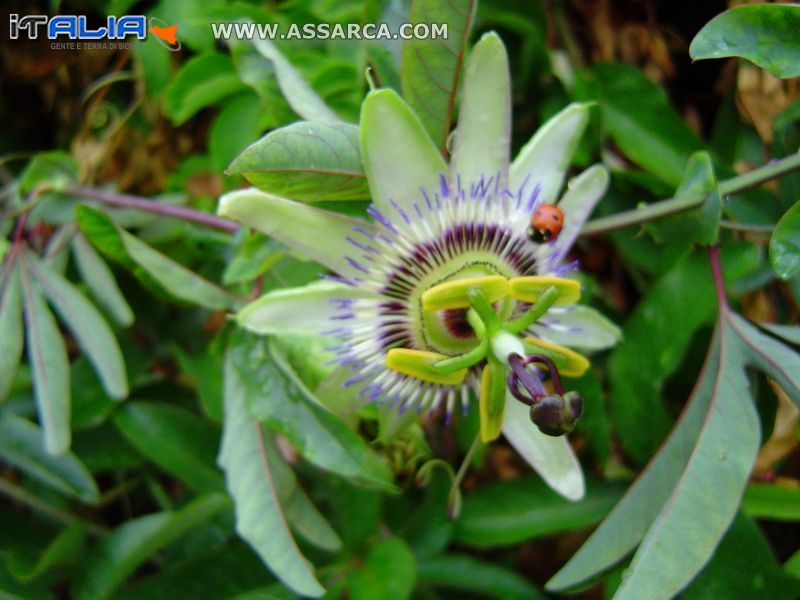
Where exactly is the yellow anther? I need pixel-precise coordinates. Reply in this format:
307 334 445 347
523 337 590 377
386 348 468 385
422 275 508 311
479 362 506 442
508 276 580 305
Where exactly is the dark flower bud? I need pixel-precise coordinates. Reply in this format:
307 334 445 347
529 390 584 436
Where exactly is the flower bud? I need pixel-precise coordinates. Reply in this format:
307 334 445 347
529 390 584 436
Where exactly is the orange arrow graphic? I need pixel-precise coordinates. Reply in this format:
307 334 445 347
149 24 179 45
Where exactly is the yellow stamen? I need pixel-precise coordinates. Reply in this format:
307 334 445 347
523 337 590 377
479 362 506 442
386 348 468 385
422 275 508 311
508 276 580 305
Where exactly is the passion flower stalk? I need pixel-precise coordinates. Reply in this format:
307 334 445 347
218 33 620 500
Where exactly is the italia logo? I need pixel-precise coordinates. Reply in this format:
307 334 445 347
9 14 181 51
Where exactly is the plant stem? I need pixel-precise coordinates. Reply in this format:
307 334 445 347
581 152 800 236
66 185 239 233
708 245 729 312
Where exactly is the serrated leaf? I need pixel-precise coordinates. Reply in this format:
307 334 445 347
455 477 623 548
71 233 133 326
417 554 545 600
250 38 340 122
227 121 370 201
769 199 800 280
25 251 128 400
113 402 224 493
163 52 247 125
0 262 24 402
401 0 475 152
20 266 71 454
219 349 325 597
72 493 230 600
229 334 394 490
76 205 235 310
689 5 800 78
0 414 99 504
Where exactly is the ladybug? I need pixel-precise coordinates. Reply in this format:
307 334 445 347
527 203 564 243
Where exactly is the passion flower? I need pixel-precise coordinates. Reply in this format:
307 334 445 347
218 32 620 500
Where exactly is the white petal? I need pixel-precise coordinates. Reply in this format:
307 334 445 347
218 188 375 278
510 103 591 203
502 393 585 500
237 281 378 335
360 89 446 229
533 305 622 351
450 32 511 190
538 165 609 271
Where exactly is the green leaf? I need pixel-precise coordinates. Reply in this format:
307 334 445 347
0 262 24 402
769 199 800 280
19 151 79 194
611 320 761 600
71 233 133 327
229 334 394 490
250 38 340 122
646 151 721 245
132 38 172 98
226 121 370 201
0 414 99 504
113 402 224 493
348 538 416 600
257 430 342 552
76 205 235 310
25 251 128 400
219 348 325 598
608 246 758 465
548 338 720 591
417 554 545 600
682 513 800 599
72 493 230 600
113 543 279 600
759 322 800 346
742 483 800 521
163 52 247 125
20 266 71 454
689 5 800 78
575 63 705 186
728 313 800 408
210 92 265 173
401 0 475 151
174 346 224 421
455 477 622 548
222 234 285 286
7 522 86 582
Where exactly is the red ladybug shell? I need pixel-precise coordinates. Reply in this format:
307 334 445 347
528 204 564 243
